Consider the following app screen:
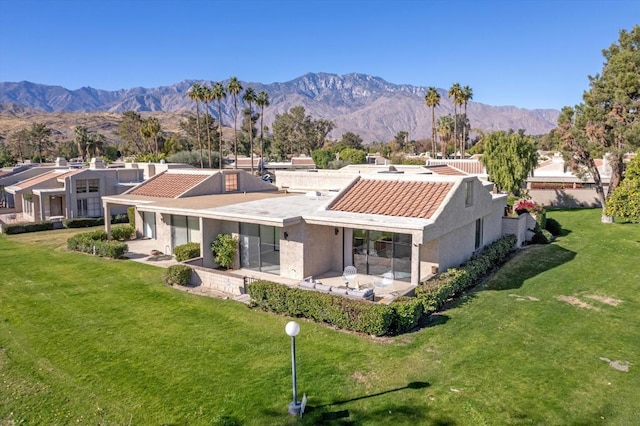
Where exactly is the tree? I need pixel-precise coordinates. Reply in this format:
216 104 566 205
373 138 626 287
605 152 640 222
338 132 364 151
425 87 441 155
7 128 31 163
311 149 335 169
480 130 538 195
256 90 270 167
201 85 214 167
188 83 204 168
271 106 335 159
555 25 640 222
226 77 243 168
461 85 473 156
436 115 454 158
212 82 227 170
239 107 259 157
118 111 145 156
448 83 463 155
29 122 52 163
86 132 105 158
242 87 257 173
339 148 366 164
74 125 89 159
394 131 409 152
140 117 161 155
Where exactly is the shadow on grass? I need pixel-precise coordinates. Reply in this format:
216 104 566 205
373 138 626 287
484 243 576 291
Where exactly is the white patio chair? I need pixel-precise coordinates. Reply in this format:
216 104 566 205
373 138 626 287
342 265 357 285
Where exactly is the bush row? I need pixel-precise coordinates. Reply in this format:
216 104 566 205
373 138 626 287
173 242 201 261
248 280 411 336
110 224 135 241
415 234 517 314
1 221 54 235
66 230 128 258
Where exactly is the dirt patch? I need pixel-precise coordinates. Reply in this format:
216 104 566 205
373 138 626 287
351 371 378 389
599 357 630 372
509 294 539 302
555 295 601 311
586 295 623 307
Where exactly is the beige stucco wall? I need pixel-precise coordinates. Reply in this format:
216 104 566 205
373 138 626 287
502 214 528 247
419 239 439 281
529 189 602 207
280 222 305 279
438 221 477 271
484 197 506 244
300 224 343 279
275 170 356 192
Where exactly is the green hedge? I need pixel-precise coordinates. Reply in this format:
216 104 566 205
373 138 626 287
64 217 105 228
1 221 54 235
110 224 135 241
164 265 192 286
173 242 201 262
127 207 136 228
67 230 127 258
248 281 396 336
415 234 517 314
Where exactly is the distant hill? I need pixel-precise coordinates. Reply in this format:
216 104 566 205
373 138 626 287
0 73 560 142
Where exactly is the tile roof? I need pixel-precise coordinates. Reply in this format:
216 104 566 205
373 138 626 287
12 170 80 190
329 179 453 219
128 172 211 198
292 157 316 166
425 160 485 175
425 165 467 176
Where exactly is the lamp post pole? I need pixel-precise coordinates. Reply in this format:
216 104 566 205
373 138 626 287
285 321 301 415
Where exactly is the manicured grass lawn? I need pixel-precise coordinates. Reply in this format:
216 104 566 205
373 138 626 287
1 210 638 425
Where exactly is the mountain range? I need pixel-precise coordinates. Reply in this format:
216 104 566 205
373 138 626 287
0 73 560 142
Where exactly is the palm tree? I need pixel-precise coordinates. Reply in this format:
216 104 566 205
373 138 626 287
187 83 204 168
226 77 243 169
424 87 440 156
201 85 214 167
448 83 463 158
74 125 88 160
212 82 227 170
242 87 257 173
256 90 270 171
436 115 454 158
461 85 473 157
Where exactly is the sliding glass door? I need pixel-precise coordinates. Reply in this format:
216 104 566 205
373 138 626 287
352 229 412 281
240 223 280 274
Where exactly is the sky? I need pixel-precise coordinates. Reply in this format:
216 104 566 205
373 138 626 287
0 0 638 110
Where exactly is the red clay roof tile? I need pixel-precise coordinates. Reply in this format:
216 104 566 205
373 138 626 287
329 179 453 219
129 173 211 198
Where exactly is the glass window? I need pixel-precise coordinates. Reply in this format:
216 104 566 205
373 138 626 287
465 181 473 206
352 229 412 282
76 179 87 193
225 174 238 192
88 179 99 192
239 223 280 274
475 218 484 250
77 197 101 217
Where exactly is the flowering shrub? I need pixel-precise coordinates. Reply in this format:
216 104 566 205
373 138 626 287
514 199 543 214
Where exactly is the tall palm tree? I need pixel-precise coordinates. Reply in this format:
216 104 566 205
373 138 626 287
74 125 88 160
424 87 440 156
461 85 473 157
201 85 214 167
448 83 463 158
242 87 257 173
212 82 227 170
226 77 243 169
436 115 454 159
187 83 204 168
256 90 270 171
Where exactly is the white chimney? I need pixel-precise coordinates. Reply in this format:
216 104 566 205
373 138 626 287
89 157 106 169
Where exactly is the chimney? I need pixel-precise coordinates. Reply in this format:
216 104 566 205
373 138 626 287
55 157 67 167
89 157 105 169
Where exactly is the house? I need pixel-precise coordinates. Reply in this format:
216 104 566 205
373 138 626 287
0 163 61 209
4 158 144 222
104 169 506 296
527 152 611 207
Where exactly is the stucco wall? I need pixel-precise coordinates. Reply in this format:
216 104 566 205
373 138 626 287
529 189 602 207
200 219 238 268
280 222 305 279
419 238 439 281
502 214 528 247
438 221 476 271
275 170 356 192
301 223 343 278
484 197 506 244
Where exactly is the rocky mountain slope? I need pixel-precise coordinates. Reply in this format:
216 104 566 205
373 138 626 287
0 73 559 142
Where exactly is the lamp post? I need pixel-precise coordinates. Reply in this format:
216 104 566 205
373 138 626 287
285 321 301 415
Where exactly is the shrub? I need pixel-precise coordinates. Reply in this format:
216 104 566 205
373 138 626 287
67 230 127 258
390 297 424 333
247 281 396 336
415 234 517 314
532 229 554 244
545 218 562 236
1 221 54 235
111 214 129 224
174 242 201 261
211 234 237 269
110 224 135 241
127 207 136 228
164 265 192 286
64 217 104 228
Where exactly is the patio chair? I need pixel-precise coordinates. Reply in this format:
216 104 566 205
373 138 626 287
375 271 394 293
342 265 357 285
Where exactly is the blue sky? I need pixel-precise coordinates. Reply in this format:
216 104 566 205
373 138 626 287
0 0 637 110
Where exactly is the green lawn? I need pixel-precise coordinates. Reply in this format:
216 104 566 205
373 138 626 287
1 210 639 425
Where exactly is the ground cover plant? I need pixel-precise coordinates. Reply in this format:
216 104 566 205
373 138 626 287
1 210 638 424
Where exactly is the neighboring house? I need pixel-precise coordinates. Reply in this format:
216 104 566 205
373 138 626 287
4 158 144 222
527 152 611 207
0 163 60 209
104 169 506 294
